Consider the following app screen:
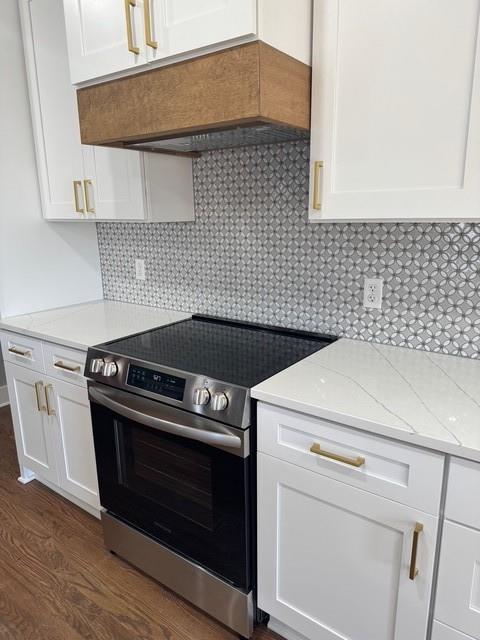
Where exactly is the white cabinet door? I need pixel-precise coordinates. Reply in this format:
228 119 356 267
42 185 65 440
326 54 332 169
47 377 100 509
309 0 480 222
258 452 438 640
63 0 148 84
82 146 146 220
22 0 149 222
149 0 257 62
5 364 58 483
21 0 85 220
435 521 480 640
432 621 478 640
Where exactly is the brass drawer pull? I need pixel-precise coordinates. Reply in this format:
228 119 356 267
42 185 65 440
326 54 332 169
125 0 140 54
34 381 46 413
83 179 95 213
310 442 365 468
54 360 81 373
8 346 32 358
409 522 424 580
312 160 323 210
144 0 157 49
45 384 56 417
73 180 84 214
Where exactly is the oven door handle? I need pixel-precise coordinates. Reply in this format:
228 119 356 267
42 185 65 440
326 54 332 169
89 385 243 450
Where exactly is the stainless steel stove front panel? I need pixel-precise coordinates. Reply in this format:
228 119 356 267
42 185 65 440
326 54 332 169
85 348 251 429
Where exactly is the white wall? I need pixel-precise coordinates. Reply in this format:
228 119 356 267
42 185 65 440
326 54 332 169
0 0 102 320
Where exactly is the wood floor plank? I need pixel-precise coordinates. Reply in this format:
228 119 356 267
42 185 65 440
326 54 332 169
0 406 281 640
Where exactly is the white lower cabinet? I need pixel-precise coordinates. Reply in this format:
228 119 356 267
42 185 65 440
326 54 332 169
2 335 100 515
6 364 59 484
435 523 480 639
257 451 438 640
49 378 100 509
434 458 480 640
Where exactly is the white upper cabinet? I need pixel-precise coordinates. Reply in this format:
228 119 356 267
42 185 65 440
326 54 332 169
64 0 257 81
63 0 149 84
81 145 146 221
20 0 194 222
309 0 480 222
23 0 86 220
21 0 145 221
149 0 257 61
63 0 311 84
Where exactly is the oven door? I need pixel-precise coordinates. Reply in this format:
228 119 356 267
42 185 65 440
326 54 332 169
88 383 252 590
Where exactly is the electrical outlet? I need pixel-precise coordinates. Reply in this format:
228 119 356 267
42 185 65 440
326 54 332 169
135 259 146 281
363 277 383 309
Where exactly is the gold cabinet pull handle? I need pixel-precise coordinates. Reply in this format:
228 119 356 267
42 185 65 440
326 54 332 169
8 346 32 358
73 180 84 214
312 160 323 210
83 179 95 213
310 442 365 468
54 360 81 373
124 0 140 54
409 522 424 580
45 384 56 417
144 0 157 49
35 381 46 413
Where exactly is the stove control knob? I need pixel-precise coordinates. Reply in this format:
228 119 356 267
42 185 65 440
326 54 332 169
102 361 118 377
90 358 104 374
211 392 228 412
193 388 210 406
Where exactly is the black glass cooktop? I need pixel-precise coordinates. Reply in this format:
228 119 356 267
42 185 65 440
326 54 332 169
102 315 336 389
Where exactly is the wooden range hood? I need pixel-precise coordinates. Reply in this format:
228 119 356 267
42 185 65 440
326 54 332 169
77 42 311 156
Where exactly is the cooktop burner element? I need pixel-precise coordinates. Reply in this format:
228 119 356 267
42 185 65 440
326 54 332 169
102 315 335 388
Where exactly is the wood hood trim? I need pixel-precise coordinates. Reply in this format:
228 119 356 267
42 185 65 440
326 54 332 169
77 42 311 147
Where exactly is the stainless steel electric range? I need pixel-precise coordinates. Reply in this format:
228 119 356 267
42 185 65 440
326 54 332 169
85 315 336 638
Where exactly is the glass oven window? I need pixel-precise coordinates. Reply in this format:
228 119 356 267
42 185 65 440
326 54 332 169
115 420 214 531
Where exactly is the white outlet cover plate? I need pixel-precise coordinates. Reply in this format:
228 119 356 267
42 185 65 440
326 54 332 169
363 277 383 309
135 259 146 281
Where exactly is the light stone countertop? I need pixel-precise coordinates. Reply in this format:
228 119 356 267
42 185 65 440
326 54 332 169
252 338 480 462
0 300 190 351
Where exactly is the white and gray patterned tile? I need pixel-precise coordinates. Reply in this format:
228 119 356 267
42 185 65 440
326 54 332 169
97 140 480 359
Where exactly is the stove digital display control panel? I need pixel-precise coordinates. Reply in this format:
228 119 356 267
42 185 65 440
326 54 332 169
127 365 186 401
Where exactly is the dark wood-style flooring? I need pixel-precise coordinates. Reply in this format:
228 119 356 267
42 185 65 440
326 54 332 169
0 406 278 640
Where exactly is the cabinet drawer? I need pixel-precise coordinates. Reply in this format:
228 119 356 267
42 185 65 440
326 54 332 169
432 621 477 640
257 403 444 515
0 331 45 373
435 521 480 639
43 343 87 387
445 458 480 530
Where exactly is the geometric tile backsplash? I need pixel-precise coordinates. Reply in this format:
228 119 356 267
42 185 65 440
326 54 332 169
97 140 480 359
